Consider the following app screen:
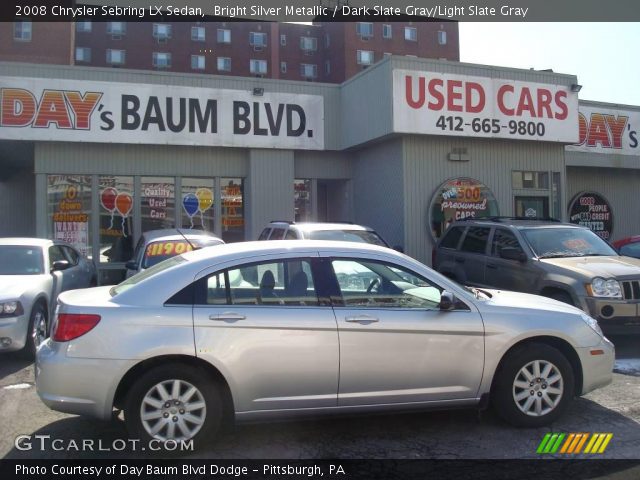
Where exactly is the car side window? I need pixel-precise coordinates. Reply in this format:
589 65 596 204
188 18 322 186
285 230 297 240
460 227 491 254
620 243 640 258
269 228 286 240
331 259 443 309
48 246 66 268
491 228 524 257
258 228 271 240
62 246 80 265
439 226 465 250
203 258 319 306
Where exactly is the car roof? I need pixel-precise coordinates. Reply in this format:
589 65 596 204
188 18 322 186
449 218 585 230
142 229 220 242
0 237 53 247
268 222 374 232
146 234 224 244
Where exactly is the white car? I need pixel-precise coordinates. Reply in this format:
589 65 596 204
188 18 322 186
0 238 95 357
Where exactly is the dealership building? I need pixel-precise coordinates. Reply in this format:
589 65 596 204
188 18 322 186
1 58 639 283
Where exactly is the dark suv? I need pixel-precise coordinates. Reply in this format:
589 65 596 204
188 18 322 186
434 217 640 334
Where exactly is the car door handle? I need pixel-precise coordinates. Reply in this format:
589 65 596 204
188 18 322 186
210 312 246 321
345 315 379 324
455 258 465 263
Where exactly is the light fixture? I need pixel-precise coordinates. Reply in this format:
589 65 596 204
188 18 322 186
252 87 264 96
571 84 582 93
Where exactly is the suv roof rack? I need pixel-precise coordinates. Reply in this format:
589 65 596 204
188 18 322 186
459 216 561 223
270 220 294 224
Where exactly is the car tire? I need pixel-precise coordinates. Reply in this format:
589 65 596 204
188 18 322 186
546 291 574 306
21 302 47 360
492 343 574 428
124 364 223 448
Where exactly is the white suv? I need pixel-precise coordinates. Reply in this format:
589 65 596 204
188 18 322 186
258 221 390 247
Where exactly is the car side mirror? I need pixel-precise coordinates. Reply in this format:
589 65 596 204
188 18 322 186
500 247 526 262
125 260 138 271
51 260 71 272
439 290 456 311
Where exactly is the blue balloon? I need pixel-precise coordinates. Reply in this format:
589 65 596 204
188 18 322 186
183 193 199 217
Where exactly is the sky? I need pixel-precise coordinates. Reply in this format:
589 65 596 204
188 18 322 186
459 23 640 106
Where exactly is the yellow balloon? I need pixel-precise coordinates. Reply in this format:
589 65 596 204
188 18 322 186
195 188 213 213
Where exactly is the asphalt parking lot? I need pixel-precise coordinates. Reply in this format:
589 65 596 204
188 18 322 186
0 335 638 463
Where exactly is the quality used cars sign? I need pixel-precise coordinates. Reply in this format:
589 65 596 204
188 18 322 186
393 69 579 142
0 76 324 150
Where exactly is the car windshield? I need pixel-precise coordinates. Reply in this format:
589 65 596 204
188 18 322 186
306 229 388 247
522 227 617 258
111 255 187 296
142 238 222 268
0 246 44 275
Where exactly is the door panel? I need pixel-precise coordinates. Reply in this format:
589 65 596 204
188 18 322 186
329 258 485 406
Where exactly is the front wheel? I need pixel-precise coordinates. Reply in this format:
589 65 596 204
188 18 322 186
124 364 223 447
492 343 574 427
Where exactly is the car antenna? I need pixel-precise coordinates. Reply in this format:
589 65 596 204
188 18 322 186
176 228 199 251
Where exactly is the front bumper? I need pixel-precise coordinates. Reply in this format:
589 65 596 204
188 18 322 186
36 340 135 420
0 312 29 352
576 336 615 396
582 297 640 334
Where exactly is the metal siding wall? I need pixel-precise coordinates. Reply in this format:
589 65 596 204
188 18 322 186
295 151 352 179
403 136 566 264
246 149 295 240
0 62 342 150
0 170 35 236
566 167 640 243
34 143 248 177
352 139 405 249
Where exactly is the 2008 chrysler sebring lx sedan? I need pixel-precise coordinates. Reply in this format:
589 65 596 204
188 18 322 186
36 241 614 445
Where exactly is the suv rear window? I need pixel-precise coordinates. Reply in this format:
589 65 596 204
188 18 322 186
460 227 490 254
439 226 464 249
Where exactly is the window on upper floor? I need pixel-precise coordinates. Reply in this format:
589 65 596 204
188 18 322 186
14 21 32 41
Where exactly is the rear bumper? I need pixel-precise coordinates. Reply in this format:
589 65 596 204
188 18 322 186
36 340 135 420
0 312 29 352
576 336 615 396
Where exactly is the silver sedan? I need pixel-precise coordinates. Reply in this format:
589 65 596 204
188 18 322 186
36 241 614 445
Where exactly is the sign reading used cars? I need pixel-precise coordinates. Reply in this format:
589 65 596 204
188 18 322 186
393 69 579 142
0 77 324 150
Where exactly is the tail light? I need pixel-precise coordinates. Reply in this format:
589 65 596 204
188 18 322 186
53 314 101 342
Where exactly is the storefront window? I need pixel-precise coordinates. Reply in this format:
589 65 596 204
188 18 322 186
429 177 499 241
99 175 134 267
181 178 215 231
141 176 175 232
221 178 244 243
568 192 613 240
294 179 312 222
47 175 92 257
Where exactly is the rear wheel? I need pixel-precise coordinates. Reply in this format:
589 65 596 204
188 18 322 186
124 364 223 448
492 343 574 427
22 303 47 359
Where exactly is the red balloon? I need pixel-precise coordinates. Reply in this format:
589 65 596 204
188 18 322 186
101 187 117 212
115 193 132 216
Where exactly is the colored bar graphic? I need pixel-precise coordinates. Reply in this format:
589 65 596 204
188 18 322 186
538 433 612 454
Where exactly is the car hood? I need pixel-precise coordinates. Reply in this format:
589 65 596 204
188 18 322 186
480 289 583 315
540 255 640 279
0 275 42 299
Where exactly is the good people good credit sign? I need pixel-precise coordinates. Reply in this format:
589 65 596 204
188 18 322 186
0 77 324 150
394 70 579 142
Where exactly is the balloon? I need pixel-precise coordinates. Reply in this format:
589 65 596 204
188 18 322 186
101 187 117 212
115 192 132 217
195 188 213 213
182 193 198 217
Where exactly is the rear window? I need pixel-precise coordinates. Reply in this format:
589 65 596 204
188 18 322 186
439 226 465 249
307 229 388 247
142 239 221 268
111 255 187 296
460 227 491 254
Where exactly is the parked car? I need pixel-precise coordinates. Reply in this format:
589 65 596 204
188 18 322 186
125 229 224 278
37 240 613 445
613 235 640 259
0 238 95 357
434 217 640 334
258 221 391 247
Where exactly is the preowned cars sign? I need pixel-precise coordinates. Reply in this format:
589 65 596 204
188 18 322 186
0 76 325 150
393 69 579 142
